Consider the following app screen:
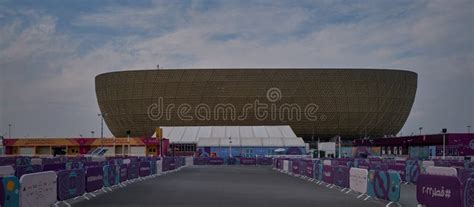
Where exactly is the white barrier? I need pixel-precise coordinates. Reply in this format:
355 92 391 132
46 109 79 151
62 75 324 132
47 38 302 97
283 160 289 172
123 159 131 164
185 157 193 166
91 156 106 162
30 158 42 165
19 171 57 207
0 165 14 177
349 168 368 194
156 160 163 174
425 166 458 177
421 160 434 168
323 160 332 166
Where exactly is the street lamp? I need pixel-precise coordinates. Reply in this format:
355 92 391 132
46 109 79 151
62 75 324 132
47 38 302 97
91 131 95 138
8 124 11 139
468 125 471 133
98 113 107 148
442 128 447 159
418 127 423 135
228 137 232 158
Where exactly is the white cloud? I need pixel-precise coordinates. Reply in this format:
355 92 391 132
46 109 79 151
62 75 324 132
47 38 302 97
0 0 472 137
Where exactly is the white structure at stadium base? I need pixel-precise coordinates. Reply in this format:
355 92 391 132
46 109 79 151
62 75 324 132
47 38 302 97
153 126 307 157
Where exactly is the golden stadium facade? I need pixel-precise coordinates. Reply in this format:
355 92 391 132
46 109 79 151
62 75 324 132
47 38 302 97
95 69 417 139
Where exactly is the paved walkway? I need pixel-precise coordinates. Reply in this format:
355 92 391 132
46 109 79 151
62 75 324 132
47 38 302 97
75 166 409 207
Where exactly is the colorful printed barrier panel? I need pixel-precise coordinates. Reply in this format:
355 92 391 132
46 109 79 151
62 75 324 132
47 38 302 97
283 160 289 172
0 157 16 167
208 158 224 165
302 160 314 178
313 160 323 181
0 166 15 177
102 165 119 187
333 166 349 188
85 166 103 192
15 157 31 166
425 166 458 177
405 160 421 183
162 157 177 171
15 165 42 178
464 178 474 207
57 169 86 201
240 158 257 165
30 158 42 165
291 160 303 174
139 162 151 177
19 171 57 207
66 160 84 170
42 163 66 172
257 157 273 165
226 157 237 165
84 162 101 167
150 161 157 175
387 163 406 182
367 170 401 202
416 174 462 207
119 164 128 182
127 162 139 180
350 168 368 194
322 165 333 184
1 176 20 207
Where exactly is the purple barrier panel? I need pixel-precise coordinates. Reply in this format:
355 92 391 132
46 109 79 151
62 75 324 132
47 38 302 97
15 157 31 166
256 157 273 165
42 163 66 172
84 162 101 167
387 163 406 182
127 162 139 180
369 162 388 171
464 178 474 207
303 160 314 178
66 160 84 170
57 169 86 201
208 158 224 165
322 165 333 184
139 162 151 177
333 166 349 188
240 158 257 165
85 166 103 192
119 164 128 182
0 157 16 166
41 158 54 165
358 163 370 170
416 174 462 207
193 157 209 165
14 164 42 178
291 159 301 174
162 157 176 171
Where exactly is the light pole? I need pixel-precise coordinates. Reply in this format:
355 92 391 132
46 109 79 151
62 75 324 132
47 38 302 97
338 136 342 158
419 127 423 135
8 124 11 139
98 113 107 148
468 125 471 133
228 137 232 158
91 131 95 138
442 128 447 159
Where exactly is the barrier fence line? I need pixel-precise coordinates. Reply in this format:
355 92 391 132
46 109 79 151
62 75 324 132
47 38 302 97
0 156 189 207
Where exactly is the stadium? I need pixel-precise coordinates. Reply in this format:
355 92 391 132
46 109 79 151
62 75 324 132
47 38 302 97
95 68 418 140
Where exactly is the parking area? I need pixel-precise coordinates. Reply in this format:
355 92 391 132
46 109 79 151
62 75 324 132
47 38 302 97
74 166 418 207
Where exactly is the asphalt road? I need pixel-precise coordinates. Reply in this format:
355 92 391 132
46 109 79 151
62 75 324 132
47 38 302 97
74 166 414 207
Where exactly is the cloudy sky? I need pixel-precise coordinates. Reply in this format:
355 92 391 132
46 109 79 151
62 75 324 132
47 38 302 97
0 0 472 138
